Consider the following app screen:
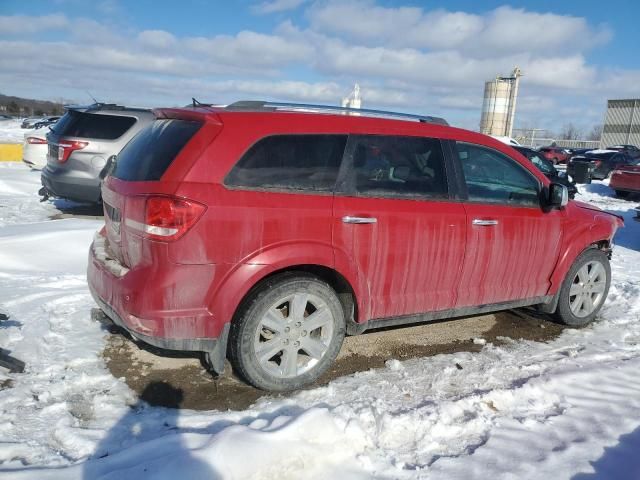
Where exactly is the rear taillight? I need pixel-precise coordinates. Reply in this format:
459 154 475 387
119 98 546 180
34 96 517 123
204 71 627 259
125 196 206 241
58 140 88 163
26 137 47 145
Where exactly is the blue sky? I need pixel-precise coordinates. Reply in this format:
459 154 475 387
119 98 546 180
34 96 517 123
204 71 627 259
1 0 639 134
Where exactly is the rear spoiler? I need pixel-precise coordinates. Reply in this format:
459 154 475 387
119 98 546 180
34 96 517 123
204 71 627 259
152 108 222 124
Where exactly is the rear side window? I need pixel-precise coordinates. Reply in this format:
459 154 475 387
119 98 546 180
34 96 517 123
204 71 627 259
225 135 348 192
345 135 448 199
53 110 136 140
112 119 202 181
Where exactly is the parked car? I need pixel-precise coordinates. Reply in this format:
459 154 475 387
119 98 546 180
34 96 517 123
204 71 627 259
22 128 49 170
490 135 521 146
568 150 633 180
539 147 571 165
609 157 640 198
512 146 577 198
606 144 640 158
21 116 47 129
41 104 154 204
568 148 594 157
88 101 623 392
32 116 60 130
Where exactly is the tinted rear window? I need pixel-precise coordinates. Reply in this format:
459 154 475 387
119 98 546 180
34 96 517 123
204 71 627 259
53 110 136 139
112 119 202 181
225 135 348 192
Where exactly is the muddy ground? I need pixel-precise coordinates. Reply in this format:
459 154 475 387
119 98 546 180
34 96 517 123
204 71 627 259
104 309 565 411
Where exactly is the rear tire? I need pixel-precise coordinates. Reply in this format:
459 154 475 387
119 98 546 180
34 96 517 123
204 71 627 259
228 273 345 391
553 248 610 327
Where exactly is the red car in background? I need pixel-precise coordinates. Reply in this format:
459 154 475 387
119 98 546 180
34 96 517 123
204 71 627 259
610 157 640 198
539 147 571 164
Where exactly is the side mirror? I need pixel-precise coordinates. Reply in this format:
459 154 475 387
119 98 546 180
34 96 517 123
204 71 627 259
549 183 568 208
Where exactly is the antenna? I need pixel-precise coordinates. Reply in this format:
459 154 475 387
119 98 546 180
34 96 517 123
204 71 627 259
192 98 212 108
86 90 98 103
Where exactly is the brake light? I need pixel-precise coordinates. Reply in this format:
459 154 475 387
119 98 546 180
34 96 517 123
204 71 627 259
58 140 88 163
26 137 47 145
125 196 206 241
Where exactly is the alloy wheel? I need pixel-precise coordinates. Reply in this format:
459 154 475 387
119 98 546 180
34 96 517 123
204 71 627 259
569 260 607 318
253 292 335 378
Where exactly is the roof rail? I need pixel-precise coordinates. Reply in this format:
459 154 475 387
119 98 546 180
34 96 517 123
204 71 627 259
225 100 449 126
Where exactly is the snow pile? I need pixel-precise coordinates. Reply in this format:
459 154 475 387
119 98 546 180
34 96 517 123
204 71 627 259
0 164 57 227
0 119 28 144
0 163 640 479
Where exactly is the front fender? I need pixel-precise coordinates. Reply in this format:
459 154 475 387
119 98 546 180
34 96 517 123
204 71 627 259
549 212 620 292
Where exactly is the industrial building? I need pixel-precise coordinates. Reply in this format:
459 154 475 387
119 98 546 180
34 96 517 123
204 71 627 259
601 99 640 148
479 67 522 137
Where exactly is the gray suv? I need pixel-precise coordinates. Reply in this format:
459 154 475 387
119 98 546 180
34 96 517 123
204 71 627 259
41 104 154 204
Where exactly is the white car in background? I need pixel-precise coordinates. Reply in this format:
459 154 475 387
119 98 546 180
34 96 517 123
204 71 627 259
490 135 521 146
22 128 48 169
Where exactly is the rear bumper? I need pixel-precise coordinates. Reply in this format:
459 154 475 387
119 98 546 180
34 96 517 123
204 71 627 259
87 233 226 351
41 165 102 203
89 285 219 353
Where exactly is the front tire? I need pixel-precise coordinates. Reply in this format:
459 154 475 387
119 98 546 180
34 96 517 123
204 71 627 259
554 248 611 327
229 273 346 391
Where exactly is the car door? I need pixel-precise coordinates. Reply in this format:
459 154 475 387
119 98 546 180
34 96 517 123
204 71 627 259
333 134 467 321
453 141 563 307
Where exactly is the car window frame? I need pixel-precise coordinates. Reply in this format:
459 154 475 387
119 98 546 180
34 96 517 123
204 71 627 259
223 133 349 196
452 141 544 209
334 133 456 202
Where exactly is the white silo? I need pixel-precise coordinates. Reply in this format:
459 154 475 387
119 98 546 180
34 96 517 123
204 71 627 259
341 83 362 109
479 67 522 137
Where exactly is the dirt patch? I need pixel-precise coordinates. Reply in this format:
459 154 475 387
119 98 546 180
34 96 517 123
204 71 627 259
103 309 565 411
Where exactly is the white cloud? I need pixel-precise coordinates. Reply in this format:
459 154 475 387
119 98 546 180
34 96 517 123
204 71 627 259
138 30 177 49
0 5 637 133
308 2 611 55
0 14 69 35
252 0 307 14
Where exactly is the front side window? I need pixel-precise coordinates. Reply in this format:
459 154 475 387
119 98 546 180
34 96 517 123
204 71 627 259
345 135 448 199
457 142 540 207
225 135 348 192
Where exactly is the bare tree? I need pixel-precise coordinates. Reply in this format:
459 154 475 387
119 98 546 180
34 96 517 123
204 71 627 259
558 123 583 140
587 124 603 141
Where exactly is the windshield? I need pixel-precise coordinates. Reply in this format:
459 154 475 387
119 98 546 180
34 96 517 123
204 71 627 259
530 153 555 174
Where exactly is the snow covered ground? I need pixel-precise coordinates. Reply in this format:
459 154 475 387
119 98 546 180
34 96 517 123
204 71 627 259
0 162 639 479
0 119 29 144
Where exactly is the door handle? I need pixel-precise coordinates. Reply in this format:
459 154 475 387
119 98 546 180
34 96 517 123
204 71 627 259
342 216 377 224
472 219 498 226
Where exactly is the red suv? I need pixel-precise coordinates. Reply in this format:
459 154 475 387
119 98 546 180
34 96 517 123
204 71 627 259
88 101 623 391
539 147 571 165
